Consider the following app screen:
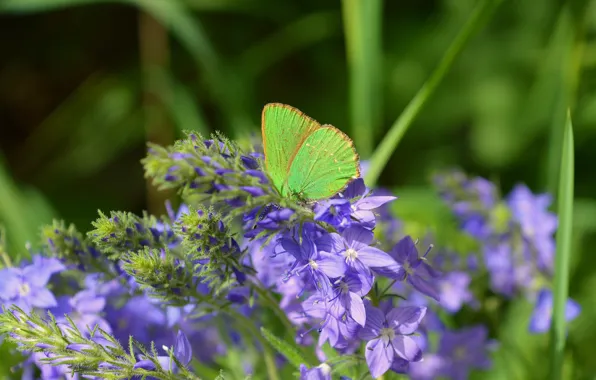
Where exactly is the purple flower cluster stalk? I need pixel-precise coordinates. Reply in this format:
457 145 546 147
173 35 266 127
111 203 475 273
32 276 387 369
434 170 580 333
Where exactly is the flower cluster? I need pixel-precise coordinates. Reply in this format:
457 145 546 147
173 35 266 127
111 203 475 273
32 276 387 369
0 133 582 380
434 170 580 333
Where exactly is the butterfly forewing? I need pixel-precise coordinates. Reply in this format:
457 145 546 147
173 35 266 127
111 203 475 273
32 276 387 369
286 126 360 200
261 103 320 196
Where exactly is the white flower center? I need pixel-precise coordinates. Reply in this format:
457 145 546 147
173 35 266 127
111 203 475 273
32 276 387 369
344 248 358 261
317 363 331 375
403 261 414 275
380 327 395 342
339 281 349 293
454 346 467 360
309 259 319 270
19 283 31 297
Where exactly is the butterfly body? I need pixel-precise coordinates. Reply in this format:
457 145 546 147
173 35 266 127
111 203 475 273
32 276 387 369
261 103 360 201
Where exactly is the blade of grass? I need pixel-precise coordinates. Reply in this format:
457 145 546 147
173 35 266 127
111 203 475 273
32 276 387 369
364 0 501 187
342 0 383 158
550 111 574 380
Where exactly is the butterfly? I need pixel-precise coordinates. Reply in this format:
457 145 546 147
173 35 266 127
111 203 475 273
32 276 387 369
261 103 360 201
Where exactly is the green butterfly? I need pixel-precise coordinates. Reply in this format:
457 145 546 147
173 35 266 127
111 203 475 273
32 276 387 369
261 103 360 201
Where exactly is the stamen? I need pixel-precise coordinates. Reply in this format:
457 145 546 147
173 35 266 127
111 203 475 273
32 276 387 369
423 244 434 258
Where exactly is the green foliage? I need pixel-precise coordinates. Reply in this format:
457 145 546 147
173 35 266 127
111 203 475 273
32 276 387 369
120 247 195 305
88 210 167 259
0 307 198 380
259 327 308 369
1 0 596 377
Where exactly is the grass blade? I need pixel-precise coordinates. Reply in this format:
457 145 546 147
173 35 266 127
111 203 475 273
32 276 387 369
550 111 574 380
260 327 308 369
364 0 501 187
342 0 383 157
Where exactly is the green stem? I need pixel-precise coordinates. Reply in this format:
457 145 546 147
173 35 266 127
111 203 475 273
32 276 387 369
364 0 501 187
250 282 294 332
549 112 574 380
342 0 383 157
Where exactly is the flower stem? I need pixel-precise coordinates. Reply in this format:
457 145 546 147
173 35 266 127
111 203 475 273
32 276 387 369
365 0 501 187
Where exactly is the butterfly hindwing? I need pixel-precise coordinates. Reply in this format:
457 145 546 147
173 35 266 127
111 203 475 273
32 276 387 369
261 103 320 195
286 125 360 200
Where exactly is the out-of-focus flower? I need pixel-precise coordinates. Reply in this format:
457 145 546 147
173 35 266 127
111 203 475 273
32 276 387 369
529 288 581 334
0 256 64 312
299 363 332 380
435 325 492 380
507 185 557 272
438 271 474 313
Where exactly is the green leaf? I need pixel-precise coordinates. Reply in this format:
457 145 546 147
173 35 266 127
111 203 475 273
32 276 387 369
259 327 307 369
550 111 574 380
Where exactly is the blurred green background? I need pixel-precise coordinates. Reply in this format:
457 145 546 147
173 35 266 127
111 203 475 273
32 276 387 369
1 0 596 379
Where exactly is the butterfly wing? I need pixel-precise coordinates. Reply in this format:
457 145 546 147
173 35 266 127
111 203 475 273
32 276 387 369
261 103 321 195
286 125 360 200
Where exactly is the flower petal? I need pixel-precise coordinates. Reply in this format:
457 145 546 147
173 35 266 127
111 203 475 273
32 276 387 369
316 252 347 278
386 306 427 335
175 330 192 365
408 275 440 301
349 292 366 327
359 303 385 340
355 196 397 210
390 236 417 264
358 247 400 270
0 269 20 300
28 288 58 309
392 335 422 362
343 226 374 247
566 298 581 321
365 338 394 378
316 233 345 255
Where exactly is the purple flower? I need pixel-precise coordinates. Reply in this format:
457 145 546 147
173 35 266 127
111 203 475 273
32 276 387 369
351 198 396 231
529 289 581 334
302 294 360 348
314 199 352 230
50 289 112 336
245 207 295 238
323 226 400 277
22 351 78 380
386 236 440 301
280 231 346 295
299 363 332 380
135 330 192 372
337 178 397 229
507 184 557 272
409 354 446 380
0 256 64 312
435 325 492 380
438 271 474 313
327 271 371 326
359 303 426 378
